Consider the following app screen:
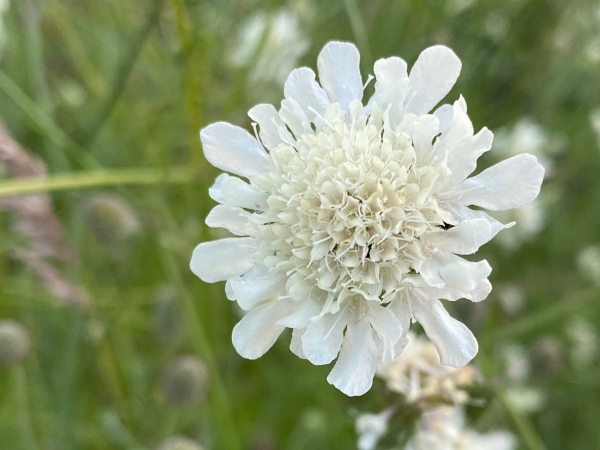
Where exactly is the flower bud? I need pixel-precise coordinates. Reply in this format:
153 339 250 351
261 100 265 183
0 320 31 367
161 355 208 407
153 285 185 348
156 436 204 450
84 194 140 244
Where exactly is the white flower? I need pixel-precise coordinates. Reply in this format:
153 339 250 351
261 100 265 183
378 332 477 406
191 41 544 396
355 409 393 450
566 316 598 369
591 108 600 149
577 245 600 286
231 9 309 87
490 119 563 250
407 406 517 450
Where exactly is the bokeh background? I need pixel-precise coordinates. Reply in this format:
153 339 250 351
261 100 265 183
0 0 600 449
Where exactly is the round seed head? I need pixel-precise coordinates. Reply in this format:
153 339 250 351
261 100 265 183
161 355 208 407
84 194 140 244
0 320 31 367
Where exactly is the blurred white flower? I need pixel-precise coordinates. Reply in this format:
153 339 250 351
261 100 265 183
577 245 600 286
566 317 598 370
495 284 526 315
231 9 309 87
491 119 564 250
407 406 516 450
156 436 204 450
500 343 545 413
355 409 393 450
0 319 31 367
378 332 477 406
191 41 544 396
591 108 600 149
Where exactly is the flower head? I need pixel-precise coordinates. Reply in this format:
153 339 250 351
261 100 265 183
191 41 544 396
407 406 517 450
378 332 477 407
355 408 393 450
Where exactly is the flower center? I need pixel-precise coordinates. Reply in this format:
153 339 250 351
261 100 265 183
250 102 445 313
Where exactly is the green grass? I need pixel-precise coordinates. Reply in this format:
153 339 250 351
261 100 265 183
1 0 600 449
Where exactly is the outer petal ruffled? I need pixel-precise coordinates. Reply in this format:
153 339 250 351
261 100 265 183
445 127 494 184
422 219 493 255
290 327 307 359
301 306 351 365
327 319 378 396
284 67 330 120
437 256 492 302
456 154 544 211
368 57 409 126
410 296 478 368
205 205 249 236
190 237 256 283
200 122 273 178
232 299 294 359
367 302 403 364
248 104 286 150
317 41 363 113
220 176 269 211
208 173 228 203
405 45 462 116
229 265 286 310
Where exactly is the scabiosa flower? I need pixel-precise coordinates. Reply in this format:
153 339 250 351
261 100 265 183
377 332 477 407
407 406 516 450
191 41 544 396
355 408 393 450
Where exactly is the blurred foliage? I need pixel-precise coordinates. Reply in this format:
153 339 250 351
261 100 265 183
0 0 599 449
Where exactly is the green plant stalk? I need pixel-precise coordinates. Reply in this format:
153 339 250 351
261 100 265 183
73 0 165 148
492 385 548 450
159 236 241 450
0 70 98 169
12 366 40 450
342 0 372 71
0 166 197 197
498 287 598 339
170 0 204 166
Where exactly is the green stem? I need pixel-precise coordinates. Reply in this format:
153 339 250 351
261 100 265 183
12 366 40 450
158 234 241 450
497 288 598 339
73 0 165 147
0 167 197 197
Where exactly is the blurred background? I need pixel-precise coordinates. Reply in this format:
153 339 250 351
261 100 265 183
0 0 599 449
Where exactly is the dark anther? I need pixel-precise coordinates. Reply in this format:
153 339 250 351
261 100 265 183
440 222 455 230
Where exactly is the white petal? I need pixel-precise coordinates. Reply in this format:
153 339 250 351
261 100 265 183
457 154 545 211
200 122 272 178
290 327 307 359
248 104 285 150
436 96 473 151
369 57 409 126
450 205 515 240
410 296 478 368
279 98 312 139
327 319 378 396
229 264 286 310
423 219 493 255
221 176 269 211
232 299 294 359
301 306 351 365
446 127 494 184
190 237 256 283
284 67 330 120
205 205 249 236
399 114 440 164
387 298 413 348
419 258 446 289
208 173 228 203
405 45 462 116
438 256 492 302
433 103 454 134
317 41 363 113
367 302 403 364
277 297 321 328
